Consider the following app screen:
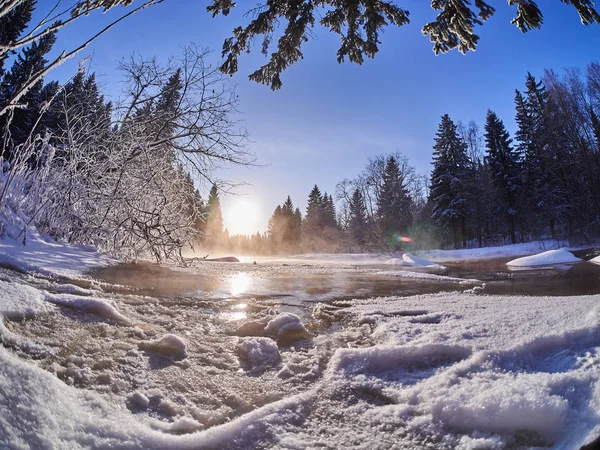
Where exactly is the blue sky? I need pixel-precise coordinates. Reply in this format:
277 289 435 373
43 0 600 234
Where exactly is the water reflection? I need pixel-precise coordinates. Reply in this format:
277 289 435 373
230 272 251 296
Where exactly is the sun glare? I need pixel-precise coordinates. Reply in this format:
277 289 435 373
226 200 258 236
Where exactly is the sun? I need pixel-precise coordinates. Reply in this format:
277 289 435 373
225 199 259 236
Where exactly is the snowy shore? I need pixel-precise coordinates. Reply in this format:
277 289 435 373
1 237 599 449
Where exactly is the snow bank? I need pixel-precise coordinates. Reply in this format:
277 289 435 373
421 241 568 262
375 270 481 285
506 249 581 267
590 255 600 265
0 231 116 279
44 293 130 325
139 334 187 360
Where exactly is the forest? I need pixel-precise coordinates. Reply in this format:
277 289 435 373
224 67 600 255
1 2 600 261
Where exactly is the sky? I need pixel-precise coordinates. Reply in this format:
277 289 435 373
41 0 600 235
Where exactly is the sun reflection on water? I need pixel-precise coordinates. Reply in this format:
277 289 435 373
229 272 251 296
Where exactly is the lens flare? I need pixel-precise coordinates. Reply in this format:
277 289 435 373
394 234 413 243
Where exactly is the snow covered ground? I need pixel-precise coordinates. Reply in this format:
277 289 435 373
0 231 116 279
421 240 572 263
1 239 599 449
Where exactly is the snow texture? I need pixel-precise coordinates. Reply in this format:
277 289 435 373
506 249 581 267
0 232 116 279
237 337 281 370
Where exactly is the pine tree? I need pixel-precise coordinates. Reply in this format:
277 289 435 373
153 68 182 141
484 110 520 243
321 193 337 229
377 156 413 248
348 188 368 249
429 114 470 248
206 184 224 239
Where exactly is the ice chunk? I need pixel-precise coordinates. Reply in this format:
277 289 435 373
0 280 54 320
139 334 187 360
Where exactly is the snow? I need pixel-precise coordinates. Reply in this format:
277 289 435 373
237 337 280 370
421 241 570 262
1 243 600 448
0 231 116 279
44 293 131 325
506 249 581 267
236 313 311 344
139 334 187 360
385 253 442 268
590 255 600 265
375 270 482 285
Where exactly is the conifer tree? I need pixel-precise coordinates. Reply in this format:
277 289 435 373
484 110 520 243
206 184 224 239
305 185 323 233
0 0 34 77
377 156 413 248
429 114 470 248
0 31 57 158
348 188 368 249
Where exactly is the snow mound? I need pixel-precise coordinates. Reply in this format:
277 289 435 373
506 249 581 267
44 293 130 325
139 334 187 360
236 313 311 344
376 270 481 285
237 337 280 370
590 255 600 265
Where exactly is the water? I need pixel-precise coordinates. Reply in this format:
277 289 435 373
92 251 600 306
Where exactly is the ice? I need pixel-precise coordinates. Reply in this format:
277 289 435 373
506 249 581 267
44 293 131 325
139 334 187 360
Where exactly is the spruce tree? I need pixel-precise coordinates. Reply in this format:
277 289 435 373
206 184 224 239
305 185 323 233
0 31 57 159
0 0 34 76
377 156 413 248
429 114 470 248
484 110 520 243
348 188 368 249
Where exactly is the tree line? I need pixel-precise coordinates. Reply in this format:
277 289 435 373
221 65 600 255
